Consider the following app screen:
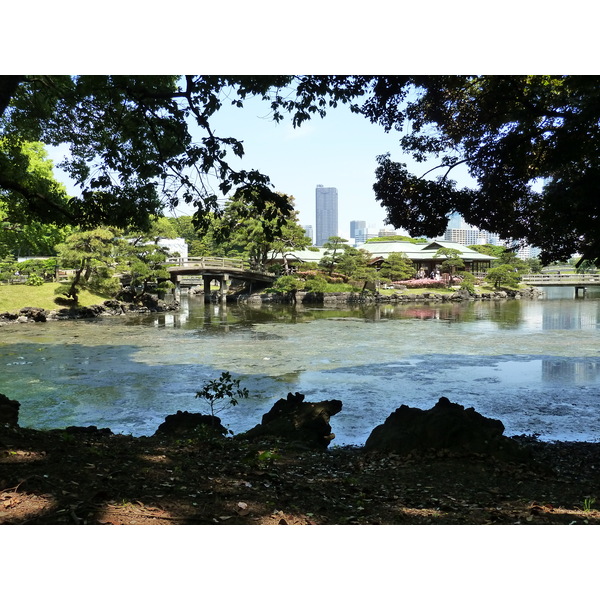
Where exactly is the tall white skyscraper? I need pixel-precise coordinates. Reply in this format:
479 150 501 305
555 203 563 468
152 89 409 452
315 185 338 246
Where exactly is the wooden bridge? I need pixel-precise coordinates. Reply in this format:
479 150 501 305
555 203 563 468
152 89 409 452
165 256 274 301
521 273 600 297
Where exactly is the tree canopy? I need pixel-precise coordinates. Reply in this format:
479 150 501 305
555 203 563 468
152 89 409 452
211 187 310 271
3 75 600 264
369 76 600 265
0 76 364 232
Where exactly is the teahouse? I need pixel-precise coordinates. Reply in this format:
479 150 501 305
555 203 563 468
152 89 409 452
269 240 498 275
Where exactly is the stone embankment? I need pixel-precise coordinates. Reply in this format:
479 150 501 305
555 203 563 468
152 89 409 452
236 287 542 306
0 295 178 324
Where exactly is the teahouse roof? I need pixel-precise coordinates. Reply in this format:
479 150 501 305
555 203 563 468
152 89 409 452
271 240 498 264
359 240 497 262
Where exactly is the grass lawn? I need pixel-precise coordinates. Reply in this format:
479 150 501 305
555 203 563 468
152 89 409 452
0 283 110 313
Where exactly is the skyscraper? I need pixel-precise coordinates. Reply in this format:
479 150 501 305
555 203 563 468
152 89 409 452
315 185 338 246
350 220 366 240
303 225 314 244
447 211 464 229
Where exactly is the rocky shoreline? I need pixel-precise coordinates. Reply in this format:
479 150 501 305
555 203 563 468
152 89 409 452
1 287 543 324
0 294 179 324
236 286 543 305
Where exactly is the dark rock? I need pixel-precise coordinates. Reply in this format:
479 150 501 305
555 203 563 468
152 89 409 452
154 410 228 437
451 289 472 301
75 305 106 319
0 312 18 321
239 392 343 450
0 393 20 426
64 425 114 436
19 307 47 322
365 396 523 457
116 292 178 313
103 299 125 314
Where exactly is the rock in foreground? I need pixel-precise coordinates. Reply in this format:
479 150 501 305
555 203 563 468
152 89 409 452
154 410 229 437
0 393 20 426
239 392 343 450
365 396 522 457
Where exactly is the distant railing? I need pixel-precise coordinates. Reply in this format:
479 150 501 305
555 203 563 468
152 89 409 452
56 269 78 282
522 273 600 285
165 256 247 271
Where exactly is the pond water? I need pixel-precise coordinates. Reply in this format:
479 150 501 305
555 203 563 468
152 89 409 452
1 286 600 446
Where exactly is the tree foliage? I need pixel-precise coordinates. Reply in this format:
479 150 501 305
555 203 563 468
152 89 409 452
3 75 600 265
433 248 465 274
120 240 172 301
213 187 310 271
0 139 71 256
485 264 522 289
319 236 350 275
55 225 175 303
0 76 365 233
335 246 372 279
468 244 506 258
55 228 122 302
378 252 416 280
370 76 600 265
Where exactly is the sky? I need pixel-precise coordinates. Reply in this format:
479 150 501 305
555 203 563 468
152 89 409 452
170 92 422 238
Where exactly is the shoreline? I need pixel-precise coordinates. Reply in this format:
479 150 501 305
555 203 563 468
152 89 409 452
0 294 179 324
235 287 543 305
2 419 599 525
0 288 543 324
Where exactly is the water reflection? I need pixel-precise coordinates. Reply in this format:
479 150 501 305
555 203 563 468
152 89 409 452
151 294 599 336
541 285 600 301
541 303 599 330
542 358 600 383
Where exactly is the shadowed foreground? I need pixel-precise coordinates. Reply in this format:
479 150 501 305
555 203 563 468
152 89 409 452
1 424 599 525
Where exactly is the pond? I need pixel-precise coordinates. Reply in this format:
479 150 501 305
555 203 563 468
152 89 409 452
1 286 600 446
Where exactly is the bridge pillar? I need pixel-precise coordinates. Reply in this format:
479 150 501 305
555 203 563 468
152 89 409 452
575 286 587 298
203 275 212 302
220 274 230 303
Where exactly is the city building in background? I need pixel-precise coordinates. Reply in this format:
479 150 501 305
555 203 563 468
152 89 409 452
350 220 367 244
377 227 399 237
315 185 338 246
443 211 540 258
303 224 314 244
446 211 465 229
350 220 366 240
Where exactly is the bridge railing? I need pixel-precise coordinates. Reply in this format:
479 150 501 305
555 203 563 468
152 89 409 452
165 256 247 271
522 273 600 284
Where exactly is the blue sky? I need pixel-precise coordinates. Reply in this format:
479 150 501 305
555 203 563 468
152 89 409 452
180 94 408 237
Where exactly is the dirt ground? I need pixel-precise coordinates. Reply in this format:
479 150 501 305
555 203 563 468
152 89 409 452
1 424 599 525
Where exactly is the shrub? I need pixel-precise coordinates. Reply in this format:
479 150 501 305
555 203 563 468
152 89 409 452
398 278 447 289
303 275 328 293
271 275 300 294
458 271 476 294
26 273 45 286
195 371 249 426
